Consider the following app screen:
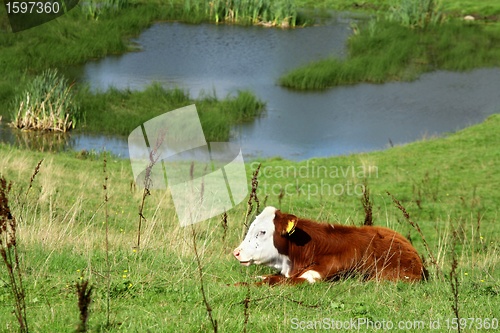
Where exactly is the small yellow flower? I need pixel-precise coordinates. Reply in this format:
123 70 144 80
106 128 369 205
464 272 468 276
128 283 133 288
122 274 127 279
481 279 485 283
132 249 137 253
124 269 128 273
76 269 81 273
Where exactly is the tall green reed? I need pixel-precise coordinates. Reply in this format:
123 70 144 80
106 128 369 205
11 69 82 132
386 0 445 29
81 0 130 20
185 0 301 27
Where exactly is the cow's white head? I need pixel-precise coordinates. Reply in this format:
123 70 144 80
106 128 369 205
233 206 294 275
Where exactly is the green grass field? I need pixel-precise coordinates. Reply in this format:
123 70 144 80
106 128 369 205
1 0 499 331
1 113 499 332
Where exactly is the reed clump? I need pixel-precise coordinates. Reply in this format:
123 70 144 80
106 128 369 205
386 0 446 29
81 0 130 20
183 0 303 27
10 69 81 132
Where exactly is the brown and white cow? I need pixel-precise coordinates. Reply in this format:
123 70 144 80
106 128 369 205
233 206 427 284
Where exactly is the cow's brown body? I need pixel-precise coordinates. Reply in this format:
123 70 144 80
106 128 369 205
234 207 427 285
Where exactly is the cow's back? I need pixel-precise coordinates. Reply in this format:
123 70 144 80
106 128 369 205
283 219 425 282
357 226 425 281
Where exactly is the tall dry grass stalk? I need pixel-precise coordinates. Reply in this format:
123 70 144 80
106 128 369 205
241 163 263 332
75 279 93 333
190 224 218 333
449 230 461 333
0 176 28 333
387 191 440 278
187 161 218 333
243 163 261 235
242 283 251 333
221 211 228 243
103 154 111 327
136 129 166 250
361 180 373 226
25 159 43 199
17 159 44 225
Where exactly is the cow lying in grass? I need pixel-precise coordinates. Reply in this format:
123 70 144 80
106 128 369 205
233 207 427 285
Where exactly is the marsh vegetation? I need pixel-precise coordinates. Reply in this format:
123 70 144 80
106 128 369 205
10 69 81 132
279 0 500 90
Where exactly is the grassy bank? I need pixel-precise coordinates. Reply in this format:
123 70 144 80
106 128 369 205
0 0 303 76
280 19 500 90
77 84 264 140
280 0 500 90
1 112 498 331
294 0 500 16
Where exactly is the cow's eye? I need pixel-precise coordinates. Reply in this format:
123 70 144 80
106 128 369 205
259 231 266 236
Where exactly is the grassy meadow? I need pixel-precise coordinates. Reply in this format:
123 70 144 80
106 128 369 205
1 0 499 332
1 113 499 332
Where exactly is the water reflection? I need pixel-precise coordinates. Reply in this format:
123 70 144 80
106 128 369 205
0 123 70 153
0 123 129 157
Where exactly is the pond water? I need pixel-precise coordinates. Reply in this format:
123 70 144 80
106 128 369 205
3 16 500 160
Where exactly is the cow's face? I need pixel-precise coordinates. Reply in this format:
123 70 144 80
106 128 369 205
233 206 280 266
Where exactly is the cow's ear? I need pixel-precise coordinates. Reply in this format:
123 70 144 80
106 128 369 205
279 214 297 237
285 218 297 235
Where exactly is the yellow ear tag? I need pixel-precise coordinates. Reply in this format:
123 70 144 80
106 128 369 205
286 220 296 235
